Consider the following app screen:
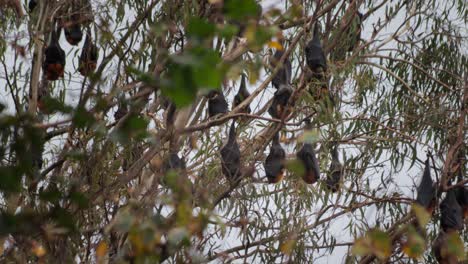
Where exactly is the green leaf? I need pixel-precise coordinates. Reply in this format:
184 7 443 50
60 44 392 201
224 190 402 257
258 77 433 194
112 114 149 143
73 107 96 128
162 62 197 107
218 24 239 41
186 17 216 40
245 25 276 51
0 166 21 192
39 185 62 204
50 207 76 231
224 0 260 21
300 130 319 144
69 191 90 209
162 48 223 107
286 159 305 179
40 96 73 114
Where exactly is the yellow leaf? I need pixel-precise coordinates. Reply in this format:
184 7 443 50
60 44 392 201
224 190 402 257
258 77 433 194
129 233 145 254
402 227 425 259
412 204 430 227
96 241 108 258
150 155 163 171
352 237 370 256
352 229 391 261
369 229 391 260
32 244 46 257
190 135 198 149
298 130 319 144
280 133 288 143
268 41 283 50
445 232 464 260
280 239 296 255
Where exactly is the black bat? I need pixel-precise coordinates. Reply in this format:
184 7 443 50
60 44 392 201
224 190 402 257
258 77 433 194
270 50 292 89
78 32 98 76
297 142 320 184
233 74 251 114
432 231 460 264
165 101 176 128
415 158 436 212
455 168 468 219
220 121 241 183
43 28 66 81
325 146 343 192
28 0 37 12
268 85 292 119
114 97 128 122
264 133 286 183
207 90 228 117
440 189 463 232
64 14 83 45
305 23 327 80
455 184 468 219
163 152 186 172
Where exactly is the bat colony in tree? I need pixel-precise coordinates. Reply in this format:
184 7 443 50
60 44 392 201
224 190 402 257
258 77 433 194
411 156 466 264
36 0 98 84
15 1 465 262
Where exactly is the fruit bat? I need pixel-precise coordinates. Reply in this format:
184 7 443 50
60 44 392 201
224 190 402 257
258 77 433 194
415 158 436 212
233 74 251 114
268 85 292 119
454 168 468 219
220 121 241 183
114 98 128 121
31 140 44 170
207 90 228 117
305 23 327 80
432 231 460 264
271 50 292 89
325 146 343 192
78 32 98 76
29 0 37 12
346 12 363 52
43 29 66 81
297 121 320 184
64 14 83 45
163 152 186 172
264 133 286 183
455 185 468 219
165 101 176 128
440 189 463 232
